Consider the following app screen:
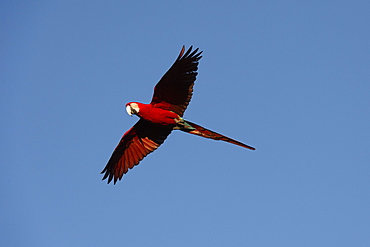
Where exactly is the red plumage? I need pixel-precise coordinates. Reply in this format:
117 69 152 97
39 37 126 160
101 46 255 184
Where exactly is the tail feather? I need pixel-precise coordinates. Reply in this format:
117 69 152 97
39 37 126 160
181 120 255 150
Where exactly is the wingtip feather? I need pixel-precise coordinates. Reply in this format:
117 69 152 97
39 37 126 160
178 46 185 59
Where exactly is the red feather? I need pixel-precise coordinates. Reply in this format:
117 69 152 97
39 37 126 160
101 119 172 184
183 121 256 150
151 46 202 116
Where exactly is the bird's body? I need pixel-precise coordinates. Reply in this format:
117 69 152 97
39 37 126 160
101 46 255 184
128 102 180 125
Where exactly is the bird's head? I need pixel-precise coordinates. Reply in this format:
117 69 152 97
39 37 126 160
126 102 140 116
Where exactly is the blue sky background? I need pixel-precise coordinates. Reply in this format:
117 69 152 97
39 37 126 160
2 1 370 246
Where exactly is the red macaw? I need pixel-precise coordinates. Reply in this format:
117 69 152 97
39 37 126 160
101 46 255 184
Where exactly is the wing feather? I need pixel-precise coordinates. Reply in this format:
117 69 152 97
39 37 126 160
151 46 202 116
101 119 172 184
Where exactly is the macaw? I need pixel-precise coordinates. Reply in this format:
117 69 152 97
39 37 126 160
101 46 255 184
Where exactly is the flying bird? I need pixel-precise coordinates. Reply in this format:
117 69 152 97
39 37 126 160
101 46 255 184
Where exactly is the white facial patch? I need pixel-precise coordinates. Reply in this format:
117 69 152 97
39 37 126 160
126 105 133 116
126 103 140 116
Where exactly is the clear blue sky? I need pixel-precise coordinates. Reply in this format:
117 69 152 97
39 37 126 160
2 1 370 246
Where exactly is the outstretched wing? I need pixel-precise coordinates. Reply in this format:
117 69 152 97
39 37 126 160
151 46 203 116
101 119 173 184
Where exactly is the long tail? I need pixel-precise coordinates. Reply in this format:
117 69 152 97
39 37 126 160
180 120 256 150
